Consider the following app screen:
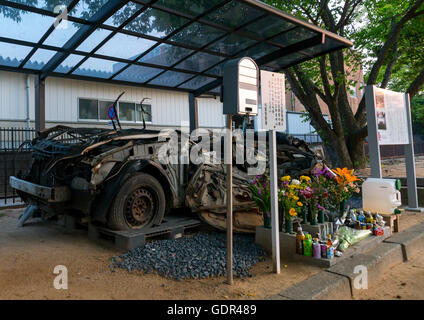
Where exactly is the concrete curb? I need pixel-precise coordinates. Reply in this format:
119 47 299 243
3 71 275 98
272 222 424 300
384 222 424 261
273 272 351 300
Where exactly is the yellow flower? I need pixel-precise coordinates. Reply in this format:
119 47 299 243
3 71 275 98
281 176 291 182
297 202 303 207
293 196 299 201
289 208 297 216
300 176 311 182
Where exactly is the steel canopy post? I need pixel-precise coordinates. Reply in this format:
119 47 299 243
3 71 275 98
34 75 45 133
226 114 233 285
404 93 424 212
365 85 382 178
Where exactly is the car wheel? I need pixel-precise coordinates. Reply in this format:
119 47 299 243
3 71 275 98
108 172 166 231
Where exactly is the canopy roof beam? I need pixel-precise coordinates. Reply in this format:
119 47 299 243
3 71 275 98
40 0 128 79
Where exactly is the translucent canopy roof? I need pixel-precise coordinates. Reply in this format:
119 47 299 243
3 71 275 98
0 0 352 94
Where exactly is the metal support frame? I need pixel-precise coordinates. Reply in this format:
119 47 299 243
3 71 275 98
189 93 199 133
365 85 382 178
404 94 423 212
34 75 45 133
18 0 81 69
225 114 233 285
40 0 128 79
0 0 352 96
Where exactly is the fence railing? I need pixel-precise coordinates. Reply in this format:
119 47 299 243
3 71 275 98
365 141 424 159
0 127 37 205
0 127 37 151
292 134 323 144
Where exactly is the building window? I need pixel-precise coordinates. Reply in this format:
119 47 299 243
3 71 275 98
136 103 152 123
119 102 135 121
79 98 98 120
78 98 152 123
349 85 357 98
98 100 114 121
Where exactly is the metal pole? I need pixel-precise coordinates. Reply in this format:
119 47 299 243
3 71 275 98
404 93 423 212
26 75 31 139
269 129 280 274
365 85 382 178
226 114 233 285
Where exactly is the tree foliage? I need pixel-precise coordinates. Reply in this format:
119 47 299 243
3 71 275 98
264 0 424 168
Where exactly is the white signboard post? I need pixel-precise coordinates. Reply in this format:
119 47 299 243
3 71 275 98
223 57 260 284
365 85 423 212
260 70 287 274
261 71 287 132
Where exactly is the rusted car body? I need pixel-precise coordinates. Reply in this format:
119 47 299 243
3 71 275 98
11 125 317 232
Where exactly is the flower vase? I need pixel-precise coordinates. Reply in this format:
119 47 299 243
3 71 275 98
307 206 312 223
263 212 271 229
285 219 293 234
310 208 318 226
339 199 347 216
318 210 325 223
300 207 307 224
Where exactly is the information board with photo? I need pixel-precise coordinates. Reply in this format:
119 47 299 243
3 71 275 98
374 87 410 145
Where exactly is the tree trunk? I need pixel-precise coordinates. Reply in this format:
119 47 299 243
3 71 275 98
347 137 367 169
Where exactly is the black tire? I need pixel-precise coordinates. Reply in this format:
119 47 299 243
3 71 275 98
108 172 166 231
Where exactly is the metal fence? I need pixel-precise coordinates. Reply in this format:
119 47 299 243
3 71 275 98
365 141 424 159
292 134 322 144
0 127 37 205
0 127 37 151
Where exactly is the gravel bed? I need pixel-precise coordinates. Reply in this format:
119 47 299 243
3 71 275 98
110 232 266 280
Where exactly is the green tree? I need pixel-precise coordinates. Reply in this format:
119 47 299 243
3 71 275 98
265 0 424 168
411 95 424 136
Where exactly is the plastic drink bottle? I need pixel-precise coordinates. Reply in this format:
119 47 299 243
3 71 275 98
327 234 333 247
296 227 305 255
320 242 327 258
303 234 313 257
313 239 321 259
327 246 334 259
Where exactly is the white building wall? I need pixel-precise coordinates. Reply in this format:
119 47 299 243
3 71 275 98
1 70 220 128
197 97 225 128
44 77 190 127
0 71 35 122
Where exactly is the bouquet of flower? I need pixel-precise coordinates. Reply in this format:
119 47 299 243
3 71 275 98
248 174 271 221
329 167 361 202
279 176 303 221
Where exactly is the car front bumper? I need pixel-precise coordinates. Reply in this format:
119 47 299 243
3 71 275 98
10 176 71 202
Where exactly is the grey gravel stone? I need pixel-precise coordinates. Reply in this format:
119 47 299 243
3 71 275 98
110 232 267 280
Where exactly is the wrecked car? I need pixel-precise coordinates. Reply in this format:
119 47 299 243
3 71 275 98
10 107 317 234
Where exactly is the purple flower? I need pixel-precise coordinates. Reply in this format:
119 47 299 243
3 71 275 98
317 204 325 210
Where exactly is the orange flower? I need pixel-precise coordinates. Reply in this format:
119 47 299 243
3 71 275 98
334 167 359 185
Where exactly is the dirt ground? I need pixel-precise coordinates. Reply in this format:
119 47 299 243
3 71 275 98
1 208 423 300
356 156 424 178
357 240 424 300
0 208 321 300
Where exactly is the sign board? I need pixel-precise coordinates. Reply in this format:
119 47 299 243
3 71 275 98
223 57 259 115
365 85 422 212
260 70 286 132
373 87 410 145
